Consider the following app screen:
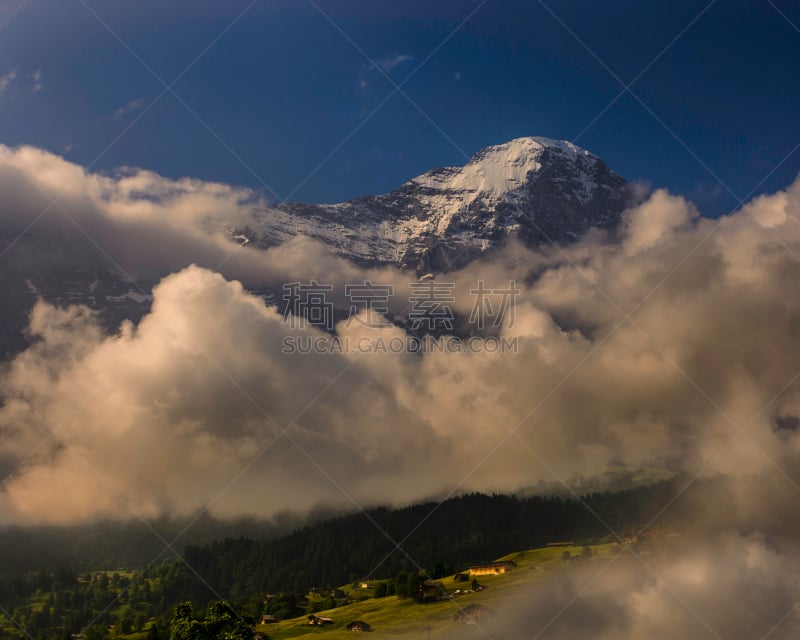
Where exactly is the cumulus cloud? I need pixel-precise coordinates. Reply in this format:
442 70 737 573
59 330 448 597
621 189 696 255
0 266 443 524
1 145 800 580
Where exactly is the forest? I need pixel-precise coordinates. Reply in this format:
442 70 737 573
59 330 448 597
0 477 698 640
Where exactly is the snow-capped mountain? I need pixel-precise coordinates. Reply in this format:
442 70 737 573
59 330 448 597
0 136 631 357
236 137 632 272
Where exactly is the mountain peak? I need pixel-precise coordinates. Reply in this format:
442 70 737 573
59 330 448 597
471 136 589 161
255 136 632 272
409 136 594 203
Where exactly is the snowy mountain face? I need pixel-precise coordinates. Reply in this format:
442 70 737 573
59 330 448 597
238 137 632 272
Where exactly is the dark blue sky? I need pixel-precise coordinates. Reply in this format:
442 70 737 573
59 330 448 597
1 0 798 216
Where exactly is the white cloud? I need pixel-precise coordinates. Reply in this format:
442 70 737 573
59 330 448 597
1 146 800 542
0 68 16 96
358 53 414 90
379 53 413 72
30 68 42 92
114 97 145 119
622 189 696 255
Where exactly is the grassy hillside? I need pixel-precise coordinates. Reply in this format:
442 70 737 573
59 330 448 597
255 544 619 640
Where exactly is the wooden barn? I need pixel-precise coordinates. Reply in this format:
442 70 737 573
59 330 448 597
468 561 516 576
418 580 450 601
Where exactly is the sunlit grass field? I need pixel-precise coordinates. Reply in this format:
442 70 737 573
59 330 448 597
257 543 620 640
